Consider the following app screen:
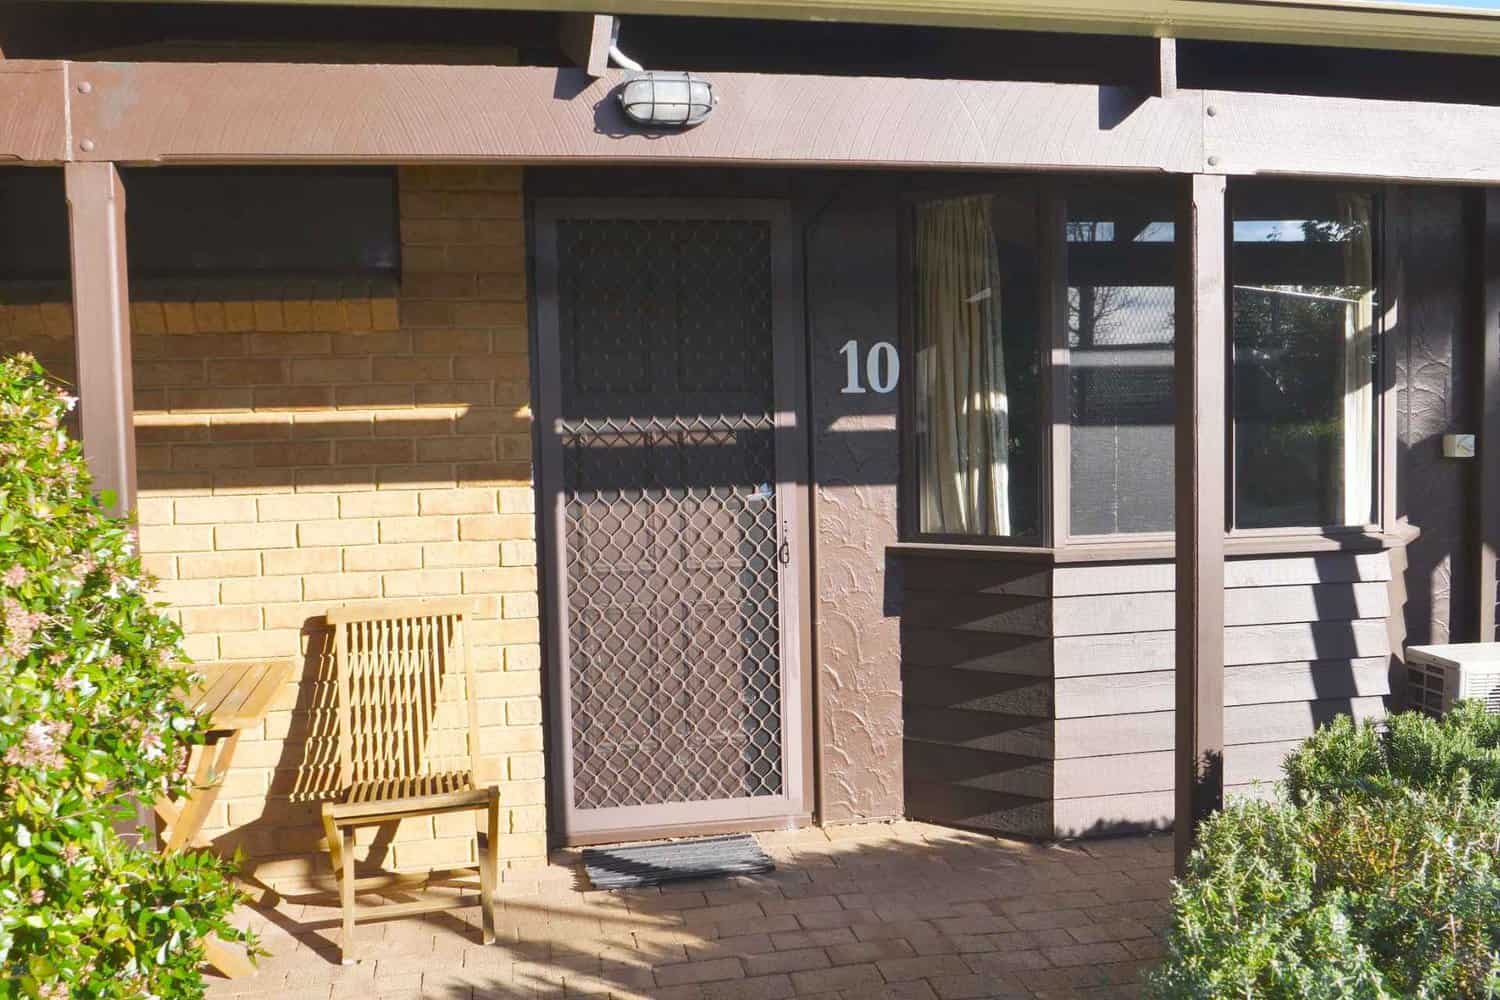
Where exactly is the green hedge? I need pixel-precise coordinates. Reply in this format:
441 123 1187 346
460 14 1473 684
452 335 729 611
0 356 250 999
1146 703 1500 1000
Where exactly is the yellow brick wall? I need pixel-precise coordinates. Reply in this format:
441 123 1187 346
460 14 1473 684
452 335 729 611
0 166 546 886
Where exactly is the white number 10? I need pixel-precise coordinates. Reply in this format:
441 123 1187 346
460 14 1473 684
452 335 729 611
840 340 900 395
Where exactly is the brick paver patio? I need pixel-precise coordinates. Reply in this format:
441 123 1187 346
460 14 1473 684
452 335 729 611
206 821 1172 1000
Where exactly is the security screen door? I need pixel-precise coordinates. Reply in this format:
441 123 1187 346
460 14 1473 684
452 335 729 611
534 200 809 843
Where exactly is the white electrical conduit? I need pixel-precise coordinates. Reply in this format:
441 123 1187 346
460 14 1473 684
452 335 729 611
609 42 644 72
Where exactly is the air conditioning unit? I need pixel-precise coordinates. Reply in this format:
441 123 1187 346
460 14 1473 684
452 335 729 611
1406 643 1500 716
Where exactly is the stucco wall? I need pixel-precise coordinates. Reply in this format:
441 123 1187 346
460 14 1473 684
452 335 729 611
1395 186 1479 650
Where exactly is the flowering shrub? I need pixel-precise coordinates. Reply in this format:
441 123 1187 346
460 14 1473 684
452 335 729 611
0 356 248 998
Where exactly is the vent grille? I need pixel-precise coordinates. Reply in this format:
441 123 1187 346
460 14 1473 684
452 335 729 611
1408 658 1500 716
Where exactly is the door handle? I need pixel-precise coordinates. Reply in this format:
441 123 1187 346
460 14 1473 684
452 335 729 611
778 521 791 565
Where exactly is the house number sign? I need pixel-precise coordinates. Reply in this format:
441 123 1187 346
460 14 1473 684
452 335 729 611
839 339 900 394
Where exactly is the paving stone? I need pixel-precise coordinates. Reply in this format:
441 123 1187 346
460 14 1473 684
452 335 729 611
768 928 857 951
654 958 747 987
875 955 973 982
686 933 778 960
697 974 797 1000
1067 920 1154 945
850 983 940 1000
965 950 1054 975
787 962 884 995
927 972 1029 999
1010 909 1095 932
796 908 879 931
742 947 832 977
824 938 916 966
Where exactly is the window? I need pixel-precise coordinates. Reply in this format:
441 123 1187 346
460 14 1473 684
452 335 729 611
912 191 1042 538
1231 182 1378 529
0 167 399 281
1065 186 1176 536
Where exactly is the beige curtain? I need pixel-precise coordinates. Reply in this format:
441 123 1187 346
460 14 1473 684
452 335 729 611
916 196 1010 535
1338 193 1375 526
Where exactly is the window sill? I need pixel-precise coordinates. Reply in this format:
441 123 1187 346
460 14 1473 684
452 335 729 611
888 523 1419 564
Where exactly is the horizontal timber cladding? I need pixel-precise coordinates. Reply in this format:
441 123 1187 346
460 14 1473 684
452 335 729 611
900 549 1396 838
902 552 1058 837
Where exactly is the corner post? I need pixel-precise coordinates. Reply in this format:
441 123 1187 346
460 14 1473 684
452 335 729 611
1174 173 1228 874
1477 189 1500 641
65 162 136 518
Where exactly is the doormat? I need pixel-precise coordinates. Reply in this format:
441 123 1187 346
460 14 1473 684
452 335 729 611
582 834 775 890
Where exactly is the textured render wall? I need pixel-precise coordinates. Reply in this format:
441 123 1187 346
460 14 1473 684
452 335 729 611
808 203 905 824
1396 187 1477 648
3 166 544 887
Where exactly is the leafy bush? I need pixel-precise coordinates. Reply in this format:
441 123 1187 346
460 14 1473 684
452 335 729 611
1147 704 1500 1000
0 356 248 999
1146 791 1500 999
1285 701 1500 804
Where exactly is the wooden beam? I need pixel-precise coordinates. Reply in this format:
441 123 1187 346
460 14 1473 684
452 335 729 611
2 58 1500 183
1203 88 1500 183
1479 188 1500 641
558 13 614 77
1155 37 1176 99
65 162 136 519
1173 173 1226 875
0 60 67 160
60 61 1202 170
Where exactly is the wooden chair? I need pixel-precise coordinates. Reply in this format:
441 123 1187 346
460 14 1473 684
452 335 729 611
319 598 499 965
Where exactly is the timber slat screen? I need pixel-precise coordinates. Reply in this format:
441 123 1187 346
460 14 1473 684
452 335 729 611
321 598 499 966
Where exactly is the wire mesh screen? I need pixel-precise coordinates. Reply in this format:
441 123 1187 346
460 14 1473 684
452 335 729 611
556 217 785 811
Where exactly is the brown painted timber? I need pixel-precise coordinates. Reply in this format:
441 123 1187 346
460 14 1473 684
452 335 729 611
62 62 1204 169
1174 173 1227 874
66 162 137 519
1204 89 1500 183
0 59 1486 183
558 14 614 77
0 61 67 162
1479 189 1500 640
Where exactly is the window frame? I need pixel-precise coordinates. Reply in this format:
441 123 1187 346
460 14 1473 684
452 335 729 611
1224 179 1396 542
896 174 1401 554
898 177 1051 547
1047 176 1183 549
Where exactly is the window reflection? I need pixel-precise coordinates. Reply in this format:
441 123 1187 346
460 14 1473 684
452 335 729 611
1231 183 1377 529
1066 186 1177 536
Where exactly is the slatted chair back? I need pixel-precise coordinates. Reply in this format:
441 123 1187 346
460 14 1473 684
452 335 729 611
325 598 480 803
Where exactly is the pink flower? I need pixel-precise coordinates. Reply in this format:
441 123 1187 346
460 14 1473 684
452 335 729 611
4 719 70 770
2 566 25 588
28 888 44 905
61 844 80 864
53 669 78 695
139 727 164 761
37 982 69 1000
2 598 43 659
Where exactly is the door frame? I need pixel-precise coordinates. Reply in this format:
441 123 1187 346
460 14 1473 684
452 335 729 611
532 197 814 846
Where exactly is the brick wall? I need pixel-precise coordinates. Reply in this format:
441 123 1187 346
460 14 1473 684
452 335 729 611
2 166 546 887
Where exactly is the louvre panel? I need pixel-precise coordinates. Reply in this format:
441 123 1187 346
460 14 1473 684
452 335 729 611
556 217 785 811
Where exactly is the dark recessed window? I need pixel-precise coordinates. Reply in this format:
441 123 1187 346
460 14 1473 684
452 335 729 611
0 167 399 282
1065 184 1176 536
1231 181 1378 530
